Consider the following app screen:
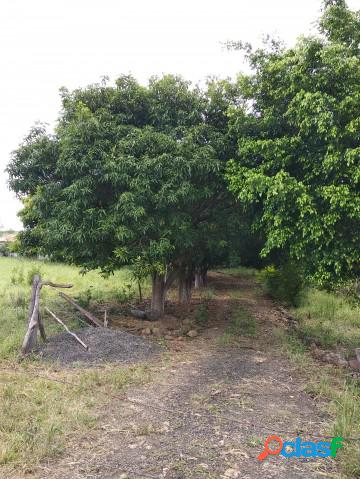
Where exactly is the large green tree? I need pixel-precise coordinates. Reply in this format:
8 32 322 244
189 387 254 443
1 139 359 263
8 75 238 314
226 0 360 285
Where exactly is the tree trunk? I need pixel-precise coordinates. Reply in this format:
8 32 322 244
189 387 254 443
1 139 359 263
178 268 193 305
137 280 143 303
151 272 166 316
194 272 204 289
201 266 208 287
22 276 42 354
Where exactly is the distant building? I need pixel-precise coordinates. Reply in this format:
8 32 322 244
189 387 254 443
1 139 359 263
0 233 18 256
0 233 17 245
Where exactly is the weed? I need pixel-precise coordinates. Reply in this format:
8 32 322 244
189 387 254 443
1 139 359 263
115 283 135 304
200 287 216 301
75 286 94 308
246 436 262 447
26 265 43 285
218 307 257 345
10 266 25 285
217 332 234 346
275 328 360 478
195 303 209 326
258 262 304 306
229 307 257 338
294 288 360 353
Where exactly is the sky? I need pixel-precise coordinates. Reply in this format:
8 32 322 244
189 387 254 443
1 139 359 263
0 0 358 230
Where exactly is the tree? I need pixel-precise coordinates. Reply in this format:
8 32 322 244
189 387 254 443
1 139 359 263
226 0 360 285
8 75 238 314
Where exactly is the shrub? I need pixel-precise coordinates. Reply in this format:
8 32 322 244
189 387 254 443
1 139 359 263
259 261 304 306
0 244 10 257
10 267 25 285
114 284 135 304
26 265 43 285
75 287 93 308
194 304 209 326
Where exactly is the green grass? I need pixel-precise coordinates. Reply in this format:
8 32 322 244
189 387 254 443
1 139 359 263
0 257 155 473
275 327 360 478
294 288 360 353
0 363 152 474
216 266 257 278
0 257 138 360
218 306 257 345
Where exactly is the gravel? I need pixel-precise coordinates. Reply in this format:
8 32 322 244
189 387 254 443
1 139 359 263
38 327 164 366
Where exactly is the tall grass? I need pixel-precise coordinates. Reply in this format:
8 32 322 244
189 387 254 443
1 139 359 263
0 364 152 474
294 288 360 352
0 257 136 360
275 327 360 478
275 284 360 479
0 257 154 474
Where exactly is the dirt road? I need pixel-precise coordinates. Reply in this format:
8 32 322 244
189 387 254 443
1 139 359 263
36 273 338 479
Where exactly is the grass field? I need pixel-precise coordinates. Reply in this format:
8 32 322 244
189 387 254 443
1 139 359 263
0 257 138 360
272 287 360 478
0 257 152 474
2 258 360 477
276 328 360 478
294 288 360 353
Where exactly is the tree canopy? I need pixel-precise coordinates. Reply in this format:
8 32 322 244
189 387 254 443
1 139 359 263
226 0 360 285
7 0 360 311
8 75 240 314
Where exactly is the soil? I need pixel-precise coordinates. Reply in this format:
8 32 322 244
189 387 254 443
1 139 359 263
32 273 339 478
38 327 164 366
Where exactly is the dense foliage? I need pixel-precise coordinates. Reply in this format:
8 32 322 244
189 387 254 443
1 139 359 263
226 0 360 285
7 76 243 313
7 0 360 314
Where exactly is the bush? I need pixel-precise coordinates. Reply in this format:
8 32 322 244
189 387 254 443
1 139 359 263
10 267 25 285
26 265 43 285
0 244 10 257
115 284 135 304
259 262 304 306
194 304 209 326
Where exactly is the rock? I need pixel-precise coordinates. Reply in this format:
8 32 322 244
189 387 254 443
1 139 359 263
151 327 161 336
187 329 198 338
349 359 360 371
223 468 240 478
144 309 161 321
311 343 348 367
183 318 192 325
322 352 348 367
356 348 360 362
130 309 147 319
142 327 151 336
164 335 173 340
